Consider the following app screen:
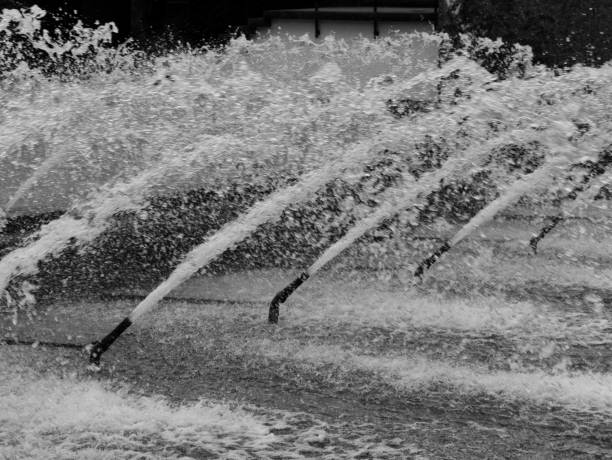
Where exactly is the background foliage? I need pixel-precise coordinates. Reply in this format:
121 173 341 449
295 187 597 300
443 0 612 68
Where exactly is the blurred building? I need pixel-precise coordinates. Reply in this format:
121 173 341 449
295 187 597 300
22 1 440 41
245 1 438 39
127 1 440 40
16 1 609 67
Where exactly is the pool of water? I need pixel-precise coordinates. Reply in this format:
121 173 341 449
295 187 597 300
2 259 611 458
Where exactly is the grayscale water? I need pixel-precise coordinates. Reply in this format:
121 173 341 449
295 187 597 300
1 7 611 459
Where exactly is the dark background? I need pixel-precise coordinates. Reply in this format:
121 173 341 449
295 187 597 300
445 0 612 67
0 1 306 43
1 1 611 66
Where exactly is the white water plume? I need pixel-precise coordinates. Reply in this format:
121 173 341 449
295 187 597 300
0 7 611 313
308 130 540 274
0 56 522 307
116 64 612 321
2 7 612 459
0 147 68 228
0 134 243 298
308 121 595 275
447 137 606 248
123 129 542 322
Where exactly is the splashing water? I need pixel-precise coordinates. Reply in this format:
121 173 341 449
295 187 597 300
72 57 612 321
307 123 587 276
447 133 612 248
124 77 607 321
0 49 522 304
1 354 352 459
0 8 482 304
2 7 612 458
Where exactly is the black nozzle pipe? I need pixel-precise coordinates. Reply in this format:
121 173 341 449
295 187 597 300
529 215 563 254
268 271 310 324
87 317 132 366
528 157 609 252
413 241 451 278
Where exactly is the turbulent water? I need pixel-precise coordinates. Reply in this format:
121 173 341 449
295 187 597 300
1 6 611 459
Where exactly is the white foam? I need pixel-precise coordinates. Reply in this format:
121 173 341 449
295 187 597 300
288 291 556 333
0 356 429 459
251 340 612 413
0 372 277 458
140 276 606 337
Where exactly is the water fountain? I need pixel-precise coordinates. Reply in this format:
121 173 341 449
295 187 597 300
268 127 612 322
86 61 608 359
529 148 612 252
2 6 612 458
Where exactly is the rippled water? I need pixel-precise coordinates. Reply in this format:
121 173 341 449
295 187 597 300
2 233 611 458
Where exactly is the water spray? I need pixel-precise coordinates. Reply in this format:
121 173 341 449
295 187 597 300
0 149 68 232
267 131 611 322
0 55 493 303
413 138 611 277
529 170 612 253
268 160 560 324
412 161 565 279
0 35 600 362
84 64 551 364
86 134 405 366
266 128 551 323
529 153 612 253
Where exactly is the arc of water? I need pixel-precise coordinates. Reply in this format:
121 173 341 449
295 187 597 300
0 54 490 242
0 76 477 309
90 121 540 364
0 146 67 231
267 129 611 323
529 168 612 253
529 154 612 253
0 135 243 296
86 91 597 355
86 139 389 365
266 128 546 323
412 134 612 278
83 66 557 364
3 56 591 363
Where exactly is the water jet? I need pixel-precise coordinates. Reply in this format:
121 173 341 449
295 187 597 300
529 149 612 253
268 129 599 323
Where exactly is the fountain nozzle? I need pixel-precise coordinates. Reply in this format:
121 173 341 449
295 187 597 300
268 271 310 324
86 317 133 367
87 341 104 366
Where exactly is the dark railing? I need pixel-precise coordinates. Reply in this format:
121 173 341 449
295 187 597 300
255 1 438 37
261 0 436 7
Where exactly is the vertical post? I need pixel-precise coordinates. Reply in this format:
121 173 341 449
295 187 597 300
436 0 451 32
315 0 320 38
373 0 379 37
